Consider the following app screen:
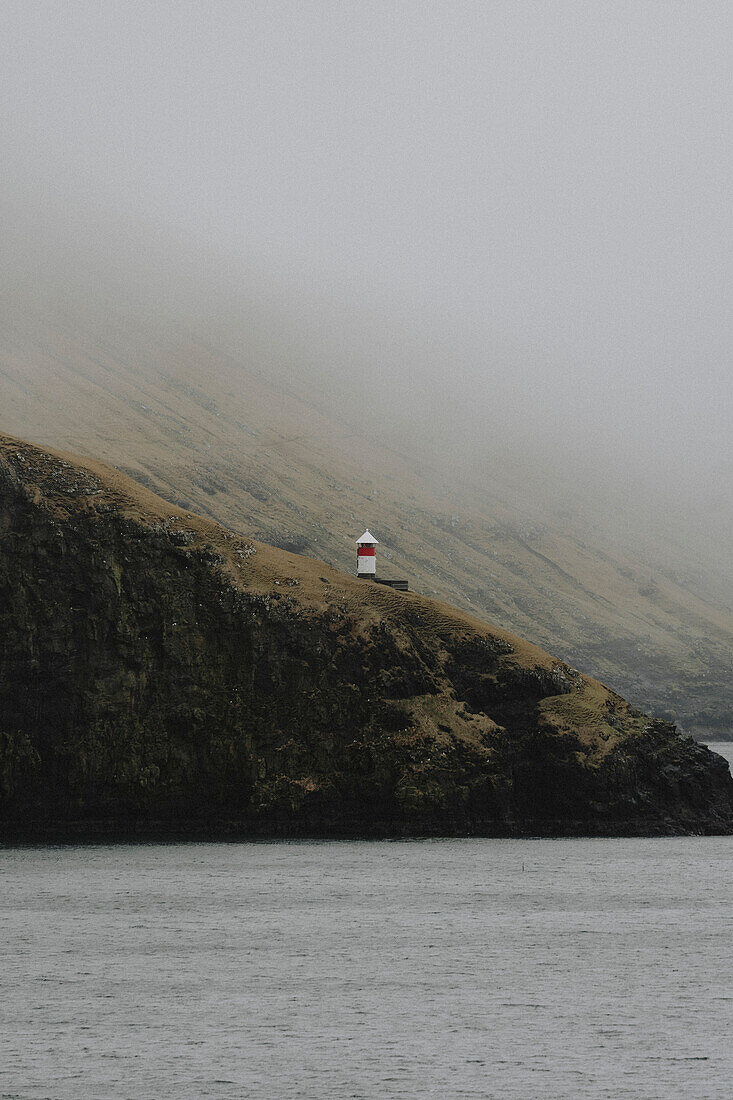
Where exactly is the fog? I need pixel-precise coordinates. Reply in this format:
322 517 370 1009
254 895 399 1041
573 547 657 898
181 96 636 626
1 1 731 548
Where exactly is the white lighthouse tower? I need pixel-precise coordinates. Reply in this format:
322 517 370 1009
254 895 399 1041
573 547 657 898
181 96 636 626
356 529 378 578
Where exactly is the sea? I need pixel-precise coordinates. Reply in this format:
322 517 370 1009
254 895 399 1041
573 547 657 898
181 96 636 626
2 743 732 1100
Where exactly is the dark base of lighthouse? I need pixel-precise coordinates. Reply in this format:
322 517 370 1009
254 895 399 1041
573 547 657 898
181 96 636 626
357 574 409 591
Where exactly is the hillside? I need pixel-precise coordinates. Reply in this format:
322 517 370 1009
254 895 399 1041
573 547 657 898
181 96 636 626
0 296 731 737
0 432 731 839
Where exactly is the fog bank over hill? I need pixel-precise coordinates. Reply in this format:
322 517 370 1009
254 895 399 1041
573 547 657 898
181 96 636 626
2 182 730 600
2 1 731 556
0 2 731 732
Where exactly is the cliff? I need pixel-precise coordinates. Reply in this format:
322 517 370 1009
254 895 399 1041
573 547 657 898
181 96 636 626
1 434 731 839
1 299 731 739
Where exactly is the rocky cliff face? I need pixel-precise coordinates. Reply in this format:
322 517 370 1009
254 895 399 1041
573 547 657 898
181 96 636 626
1 434 731 839
2 297 726 739
1 301 730 740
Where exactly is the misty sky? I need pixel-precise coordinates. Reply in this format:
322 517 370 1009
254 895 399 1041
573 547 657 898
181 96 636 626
1 1 731 514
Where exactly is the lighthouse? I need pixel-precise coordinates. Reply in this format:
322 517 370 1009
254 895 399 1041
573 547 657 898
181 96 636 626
356 529 378 577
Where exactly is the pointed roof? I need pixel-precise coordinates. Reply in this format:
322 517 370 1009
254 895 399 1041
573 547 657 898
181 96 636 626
356 529 378 545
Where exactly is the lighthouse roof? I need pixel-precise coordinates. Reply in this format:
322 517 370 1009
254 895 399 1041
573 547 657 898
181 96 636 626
356 529 378 545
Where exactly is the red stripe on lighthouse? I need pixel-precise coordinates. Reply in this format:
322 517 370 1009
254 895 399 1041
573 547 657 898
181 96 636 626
357 546 376 556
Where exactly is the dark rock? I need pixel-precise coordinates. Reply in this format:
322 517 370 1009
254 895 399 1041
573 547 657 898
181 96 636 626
0 437 732 841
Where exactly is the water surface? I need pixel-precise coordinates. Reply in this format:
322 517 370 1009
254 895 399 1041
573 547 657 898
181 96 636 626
2 743 731 1099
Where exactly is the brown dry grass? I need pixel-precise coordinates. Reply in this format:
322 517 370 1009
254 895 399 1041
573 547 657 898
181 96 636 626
0 430 570 681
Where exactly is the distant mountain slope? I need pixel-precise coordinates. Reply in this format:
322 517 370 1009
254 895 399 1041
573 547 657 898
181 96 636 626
1 432 731 838
0 298 730 737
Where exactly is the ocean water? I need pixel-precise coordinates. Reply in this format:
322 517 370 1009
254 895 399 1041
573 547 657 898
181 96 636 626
2 744 732 1100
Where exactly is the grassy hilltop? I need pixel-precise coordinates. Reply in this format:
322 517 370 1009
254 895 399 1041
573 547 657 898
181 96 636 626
1 433 731 839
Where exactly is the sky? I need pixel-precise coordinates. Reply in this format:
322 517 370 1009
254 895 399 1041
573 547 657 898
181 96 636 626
1 0 731 524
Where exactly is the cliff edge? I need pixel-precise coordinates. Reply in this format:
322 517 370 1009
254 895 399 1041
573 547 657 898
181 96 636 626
1 434 731 839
